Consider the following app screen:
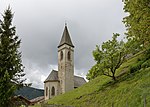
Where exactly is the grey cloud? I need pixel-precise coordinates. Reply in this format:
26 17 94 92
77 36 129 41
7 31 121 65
0 0 126 89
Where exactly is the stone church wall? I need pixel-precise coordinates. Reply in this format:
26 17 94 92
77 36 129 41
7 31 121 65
58 44 74 94
44 81 59 100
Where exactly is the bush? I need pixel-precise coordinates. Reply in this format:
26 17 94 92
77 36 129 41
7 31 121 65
130 61 143 73
145 48 150 60
141 59 150 69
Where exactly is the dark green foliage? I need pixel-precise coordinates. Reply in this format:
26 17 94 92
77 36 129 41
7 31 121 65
124 38 142 55
0 7 26 106
141 49 150 68
15 87 44 100
129 49 150 73
129 61 143 73
141 59 150 68
145 47 150 60
123 0 150 49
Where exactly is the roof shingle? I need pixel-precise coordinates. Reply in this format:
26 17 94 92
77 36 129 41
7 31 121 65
44 70 58 82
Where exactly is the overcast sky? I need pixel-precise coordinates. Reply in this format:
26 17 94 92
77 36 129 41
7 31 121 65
0 0 126 89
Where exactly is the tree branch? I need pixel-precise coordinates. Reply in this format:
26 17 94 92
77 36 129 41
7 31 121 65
103 73 113 77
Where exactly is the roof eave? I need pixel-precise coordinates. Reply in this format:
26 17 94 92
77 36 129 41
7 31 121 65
44 80 59 83
58 43 74 48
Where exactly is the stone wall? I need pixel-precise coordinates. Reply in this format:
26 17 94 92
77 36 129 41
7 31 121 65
58 44 74 94
44 81 59 100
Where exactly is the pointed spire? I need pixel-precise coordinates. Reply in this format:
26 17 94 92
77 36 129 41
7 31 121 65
58 24 74 48
65 21 67 26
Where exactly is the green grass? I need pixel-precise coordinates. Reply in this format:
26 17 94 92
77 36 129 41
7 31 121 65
29 104 41 107
33 52 150 107
116 51 144 75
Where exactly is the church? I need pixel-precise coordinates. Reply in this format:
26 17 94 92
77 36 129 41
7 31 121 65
44 25 86 100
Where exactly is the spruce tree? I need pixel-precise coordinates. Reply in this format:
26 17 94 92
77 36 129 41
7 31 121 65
0 7 25 106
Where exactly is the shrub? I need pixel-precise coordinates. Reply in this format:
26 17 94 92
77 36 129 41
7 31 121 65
141 59 150 69
145 48 150 60
130 61 143 73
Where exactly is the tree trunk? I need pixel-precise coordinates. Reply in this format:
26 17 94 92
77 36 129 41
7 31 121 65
112 73 116 81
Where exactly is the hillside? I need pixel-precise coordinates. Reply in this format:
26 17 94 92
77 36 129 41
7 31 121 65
15 86 44 100
29 52 150 107
39 52 150 107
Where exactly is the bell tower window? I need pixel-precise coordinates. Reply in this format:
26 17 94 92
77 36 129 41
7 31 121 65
68 51 71 60
60 51 63 60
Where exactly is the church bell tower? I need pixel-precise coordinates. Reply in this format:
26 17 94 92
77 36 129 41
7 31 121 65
58 24 74 94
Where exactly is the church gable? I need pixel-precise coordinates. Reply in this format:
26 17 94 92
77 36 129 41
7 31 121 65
44 70 59 83
44 70 86 88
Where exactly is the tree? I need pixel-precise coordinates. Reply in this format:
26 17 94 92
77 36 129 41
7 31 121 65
123 0 150 49
87 33 126 81
86 64 102 80
0 7 26 106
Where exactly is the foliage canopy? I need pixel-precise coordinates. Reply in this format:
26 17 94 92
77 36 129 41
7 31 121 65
123 0 150 48
87 33 126 81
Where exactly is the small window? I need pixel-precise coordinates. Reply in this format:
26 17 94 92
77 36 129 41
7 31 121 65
60 51 63 60
51 86 55 96
68 51 71 60
46 87 48 96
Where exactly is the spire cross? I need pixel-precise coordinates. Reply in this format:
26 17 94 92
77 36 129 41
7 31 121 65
65 20 67 26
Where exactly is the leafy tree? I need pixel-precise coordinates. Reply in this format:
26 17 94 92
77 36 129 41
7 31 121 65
86 64 102 80
87 33 126 81
123 0 150 49
0 7 26 106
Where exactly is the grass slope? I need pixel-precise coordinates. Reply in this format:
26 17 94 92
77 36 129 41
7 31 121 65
43 52 150 107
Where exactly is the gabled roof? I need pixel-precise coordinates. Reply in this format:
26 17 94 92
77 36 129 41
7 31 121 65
44 70 59 82
12 95 31 105
58 25 74 48
44 70 86 87
30 96 44 104
74 76 86 88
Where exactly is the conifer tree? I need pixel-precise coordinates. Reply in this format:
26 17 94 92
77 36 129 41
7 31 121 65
0 7 25 106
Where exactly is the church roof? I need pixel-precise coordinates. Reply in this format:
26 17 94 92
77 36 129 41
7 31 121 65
74 76 86 88
44 70 58 82
58 25 74 48
44 70 86 87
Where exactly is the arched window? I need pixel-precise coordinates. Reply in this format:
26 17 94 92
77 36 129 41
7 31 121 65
68 51 71 60
51 86 55 96
60 51 63 60
46 87 48 96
